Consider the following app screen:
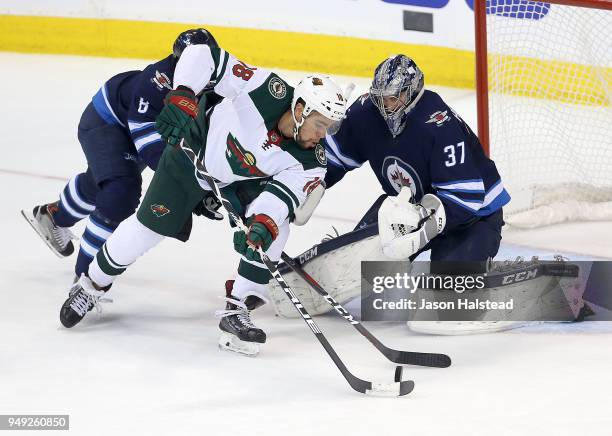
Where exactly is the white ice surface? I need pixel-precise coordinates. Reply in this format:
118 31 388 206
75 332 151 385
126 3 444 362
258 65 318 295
1 53 611 436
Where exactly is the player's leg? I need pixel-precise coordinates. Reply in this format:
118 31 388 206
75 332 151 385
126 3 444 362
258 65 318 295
23 101 138 259
59 145 205 327
409 210 511 334
21 103 105 257
74 173 142 277
428 209 504 267
218 215 290 356
72 102 145 276
53 171 98 228
21 171 94 257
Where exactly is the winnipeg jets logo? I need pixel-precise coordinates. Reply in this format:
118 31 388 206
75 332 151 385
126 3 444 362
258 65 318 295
391 167 412 188
426 110 450 127
381 157 423 197
151 71 172 91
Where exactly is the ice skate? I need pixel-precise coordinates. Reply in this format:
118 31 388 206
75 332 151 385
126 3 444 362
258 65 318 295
216 280 266 357
21 202 76 258
59 274 112 328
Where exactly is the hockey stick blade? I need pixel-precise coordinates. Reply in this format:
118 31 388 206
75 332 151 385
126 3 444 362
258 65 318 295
281 253 451 368
367 381 415 397
376 343 451 368
272 270 415 398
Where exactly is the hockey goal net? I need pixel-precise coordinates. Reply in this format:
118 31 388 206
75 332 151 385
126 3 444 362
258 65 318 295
476 0 612 228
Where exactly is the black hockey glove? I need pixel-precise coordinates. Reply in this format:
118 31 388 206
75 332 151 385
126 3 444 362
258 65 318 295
193 192 223 221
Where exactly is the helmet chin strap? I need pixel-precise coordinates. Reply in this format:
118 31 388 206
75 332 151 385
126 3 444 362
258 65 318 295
292 108 306 141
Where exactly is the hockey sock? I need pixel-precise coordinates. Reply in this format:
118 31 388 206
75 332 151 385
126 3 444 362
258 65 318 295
75 175 143 276
233 267 270 303
53 173 97 227
88 214 165 288
75 211 119 276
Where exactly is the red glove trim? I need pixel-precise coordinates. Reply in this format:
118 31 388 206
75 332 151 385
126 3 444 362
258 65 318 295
168 95 198 118
251 214 279 241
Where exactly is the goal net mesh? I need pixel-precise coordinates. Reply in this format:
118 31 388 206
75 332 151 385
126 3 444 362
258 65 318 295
483 0 612 227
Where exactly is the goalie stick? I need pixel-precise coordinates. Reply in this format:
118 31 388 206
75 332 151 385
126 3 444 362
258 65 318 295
179 139 414 397
279 253 452 368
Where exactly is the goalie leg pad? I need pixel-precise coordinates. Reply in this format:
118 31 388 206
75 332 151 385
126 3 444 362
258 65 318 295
269 229 388 318
407 258 585 335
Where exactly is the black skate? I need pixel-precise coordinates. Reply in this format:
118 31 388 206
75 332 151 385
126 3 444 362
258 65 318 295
216 280 266 356
60 275 112 328
21 202 76 257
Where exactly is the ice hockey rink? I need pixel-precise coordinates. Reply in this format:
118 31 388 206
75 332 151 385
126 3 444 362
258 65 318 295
2 52 611 435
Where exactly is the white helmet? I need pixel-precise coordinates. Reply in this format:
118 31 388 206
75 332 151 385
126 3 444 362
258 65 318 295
291 74 347 140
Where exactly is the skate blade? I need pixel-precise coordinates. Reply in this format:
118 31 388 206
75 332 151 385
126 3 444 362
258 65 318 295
21 209 76 258
218 331 260 357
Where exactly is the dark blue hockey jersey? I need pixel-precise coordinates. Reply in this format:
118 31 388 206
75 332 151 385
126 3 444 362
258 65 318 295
324 90 510 230
90 55 178 170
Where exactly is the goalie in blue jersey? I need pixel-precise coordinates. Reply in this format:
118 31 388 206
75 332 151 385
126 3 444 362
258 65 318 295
269 54 512 318
325 54 510 266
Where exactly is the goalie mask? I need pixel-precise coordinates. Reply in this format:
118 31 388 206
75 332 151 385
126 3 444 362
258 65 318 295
291 75 347 141
370 55 425 137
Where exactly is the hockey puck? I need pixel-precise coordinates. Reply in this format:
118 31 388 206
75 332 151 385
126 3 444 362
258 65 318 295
394 366 403 382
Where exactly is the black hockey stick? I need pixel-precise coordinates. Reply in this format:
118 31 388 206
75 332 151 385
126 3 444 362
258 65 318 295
179 139 414 397
279 253 451 368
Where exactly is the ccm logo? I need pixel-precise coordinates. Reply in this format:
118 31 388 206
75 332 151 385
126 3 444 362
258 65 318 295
502 268 538 285
299 247 318 264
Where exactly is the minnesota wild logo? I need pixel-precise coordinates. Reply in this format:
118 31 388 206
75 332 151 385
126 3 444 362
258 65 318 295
226 133 267 178
314 143 327 166
151 204 170 217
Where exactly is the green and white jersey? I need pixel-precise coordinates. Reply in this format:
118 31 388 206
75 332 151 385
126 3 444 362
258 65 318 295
175 45 327 226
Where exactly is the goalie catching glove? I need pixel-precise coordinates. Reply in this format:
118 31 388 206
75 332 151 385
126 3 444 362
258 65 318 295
155 86 198 146
233 214 279 262
378 187 446 259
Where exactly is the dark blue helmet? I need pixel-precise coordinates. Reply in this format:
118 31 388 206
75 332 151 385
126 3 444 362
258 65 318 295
370 55 424 137
173 28 218 58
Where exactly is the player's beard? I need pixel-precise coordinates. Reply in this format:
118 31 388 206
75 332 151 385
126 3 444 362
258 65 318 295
295 130 317 149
